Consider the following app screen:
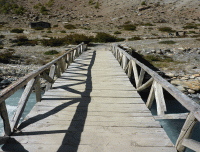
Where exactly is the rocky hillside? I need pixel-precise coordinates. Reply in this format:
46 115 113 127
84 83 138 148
0 0 199 30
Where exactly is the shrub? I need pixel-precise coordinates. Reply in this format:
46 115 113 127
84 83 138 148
64 24 76 29
89 0 94 5
142 23 154 26
189 31 195 34
46 0 54 7
41 37 65 46
114 31 121 34
53 24 58 28
143 55 173 63
40 6 48 15
123 24 136 31
94 2 99 9
46 30 52 33
141 1 146 5
13 6 26 15
60 30 66 33
60 6 65 10
93 32 125 43
14 36 38 46
10 28 24 33
44 50 59 55
0 35 5 38
158 27 175 32
183 24 198 29
124 21 131 24
0 49 15 63
128 36 141 41
33 3 42 9
34 27 44 30
0 46 3 49
158 40 176 44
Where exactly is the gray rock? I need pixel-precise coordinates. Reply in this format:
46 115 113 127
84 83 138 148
0 79 11 85
176 86 186 92
188 89 195 94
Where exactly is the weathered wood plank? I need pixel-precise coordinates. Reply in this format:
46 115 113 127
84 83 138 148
175 112 198 152
45 65 55 91
34 76 41 102
146 81 155 110
0 101 11 136
154 81 167 115
154 113 188 120
182 139 200 152
10 78 36 132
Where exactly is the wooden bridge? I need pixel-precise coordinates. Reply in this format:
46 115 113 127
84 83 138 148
0 43 200 151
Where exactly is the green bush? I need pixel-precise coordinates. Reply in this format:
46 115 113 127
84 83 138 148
158 27 175 32
158 40 176 44
114 31 121 34
123 24 136 31
46 0 54 7
33 3 42 9
94 2 99 9
183 24 198 29
144 55 173 63
10 28 24 33
0 35 5 38
46 30 52 33
0 49 15 63
60 6 65 10
44 50 59 55
141 1 146 5
60 30 66 33
13 36 38 46
41 34 93 46
189 31 195 34
64 24 76 29
34 27 44 30
142 23 154 26
53 24 58 28
93 32 125 43
13 6 26 15
89 0 94 5
40 6 48 15
128 36 141 41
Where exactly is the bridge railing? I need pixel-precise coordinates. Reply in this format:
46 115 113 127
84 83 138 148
112 44 200 152
0 43 87 144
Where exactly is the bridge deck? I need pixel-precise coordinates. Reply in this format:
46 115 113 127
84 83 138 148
2 45 176 151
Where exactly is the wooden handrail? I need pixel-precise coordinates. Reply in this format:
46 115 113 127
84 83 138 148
0 43 85 104
112 44 200 152
112 44 200 112
0 43 86 139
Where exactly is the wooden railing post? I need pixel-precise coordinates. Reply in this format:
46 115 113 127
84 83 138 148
46 65 55 91
34 76 41 102
60 57 65 73
127 61 132 79
131 60 139 87
0 101 11 136
175 112 198 152
146 81 155 110
56 61 61 78
122 55 128 71
137 68 145 88
154 81 167 115
11 78 36 132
